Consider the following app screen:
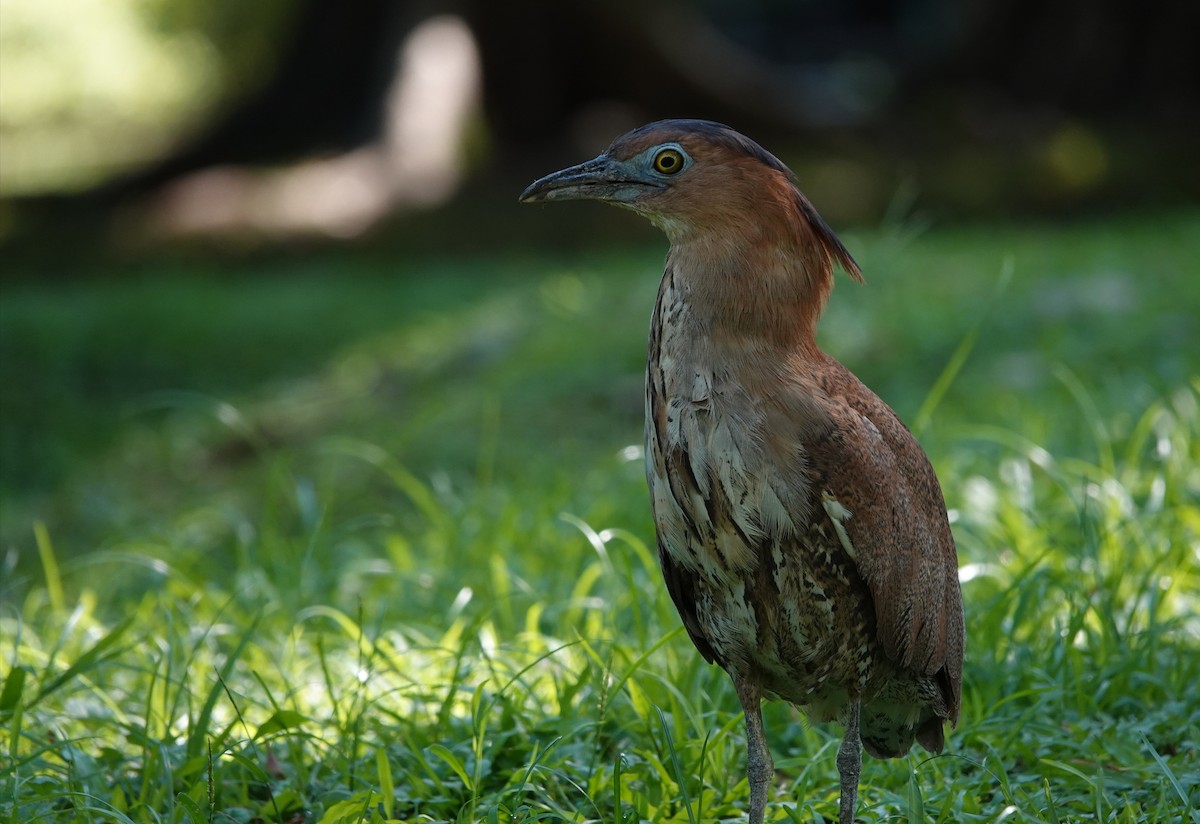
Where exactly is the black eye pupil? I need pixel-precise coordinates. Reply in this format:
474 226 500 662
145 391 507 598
658 151 680 172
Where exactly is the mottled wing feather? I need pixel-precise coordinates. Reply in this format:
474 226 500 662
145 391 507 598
657 538 720 665
806 356 964 722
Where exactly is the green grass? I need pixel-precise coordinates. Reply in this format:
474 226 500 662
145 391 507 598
2 211 1199 822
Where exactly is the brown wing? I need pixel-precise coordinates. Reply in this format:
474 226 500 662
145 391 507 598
804 355 964 724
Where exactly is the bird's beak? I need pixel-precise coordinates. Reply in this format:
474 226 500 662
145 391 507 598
519 154 662 204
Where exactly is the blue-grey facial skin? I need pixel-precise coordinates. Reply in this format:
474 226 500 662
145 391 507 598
519 143 693 205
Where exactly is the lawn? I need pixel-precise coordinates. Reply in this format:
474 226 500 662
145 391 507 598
2 211 1198 822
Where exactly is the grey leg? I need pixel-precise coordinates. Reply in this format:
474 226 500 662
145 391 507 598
734 677 773 824
836 700 862 824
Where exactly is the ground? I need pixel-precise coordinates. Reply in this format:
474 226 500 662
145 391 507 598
2 211 1198 822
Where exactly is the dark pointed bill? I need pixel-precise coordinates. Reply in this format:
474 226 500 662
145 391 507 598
519 155 663 204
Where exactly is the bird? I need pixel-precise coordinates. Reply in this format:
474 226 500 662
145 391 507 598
520 119 964 824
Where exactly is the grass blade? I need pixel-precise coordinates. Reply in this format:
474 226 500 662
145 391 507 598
29 616 136 707
32 522 63 612
1141 733 1193 813
656 705 696 824
912 255 1012 437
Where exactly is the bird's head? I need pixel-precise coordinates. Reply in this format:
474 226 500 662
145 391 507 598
520 119 780 235
520 119 860 283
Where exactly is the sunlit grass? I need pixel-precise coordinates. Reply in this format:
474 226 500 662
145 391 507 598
2 213 1199 822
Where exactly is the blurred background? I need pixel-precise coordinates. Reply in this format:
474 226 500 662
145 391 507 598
1 0 1198 569
4 6 1199 819
2 0 1197 249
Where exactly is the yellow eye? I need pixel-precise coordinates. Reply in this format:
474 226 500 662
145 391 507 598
653 147 685 175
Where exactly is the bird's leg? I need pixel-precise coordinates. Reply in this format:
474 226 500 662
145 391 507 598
836 699 862 824
733 676 773 824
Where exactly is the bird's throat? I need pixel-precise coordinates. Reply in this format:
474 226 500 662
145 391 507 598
663 235 830 355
